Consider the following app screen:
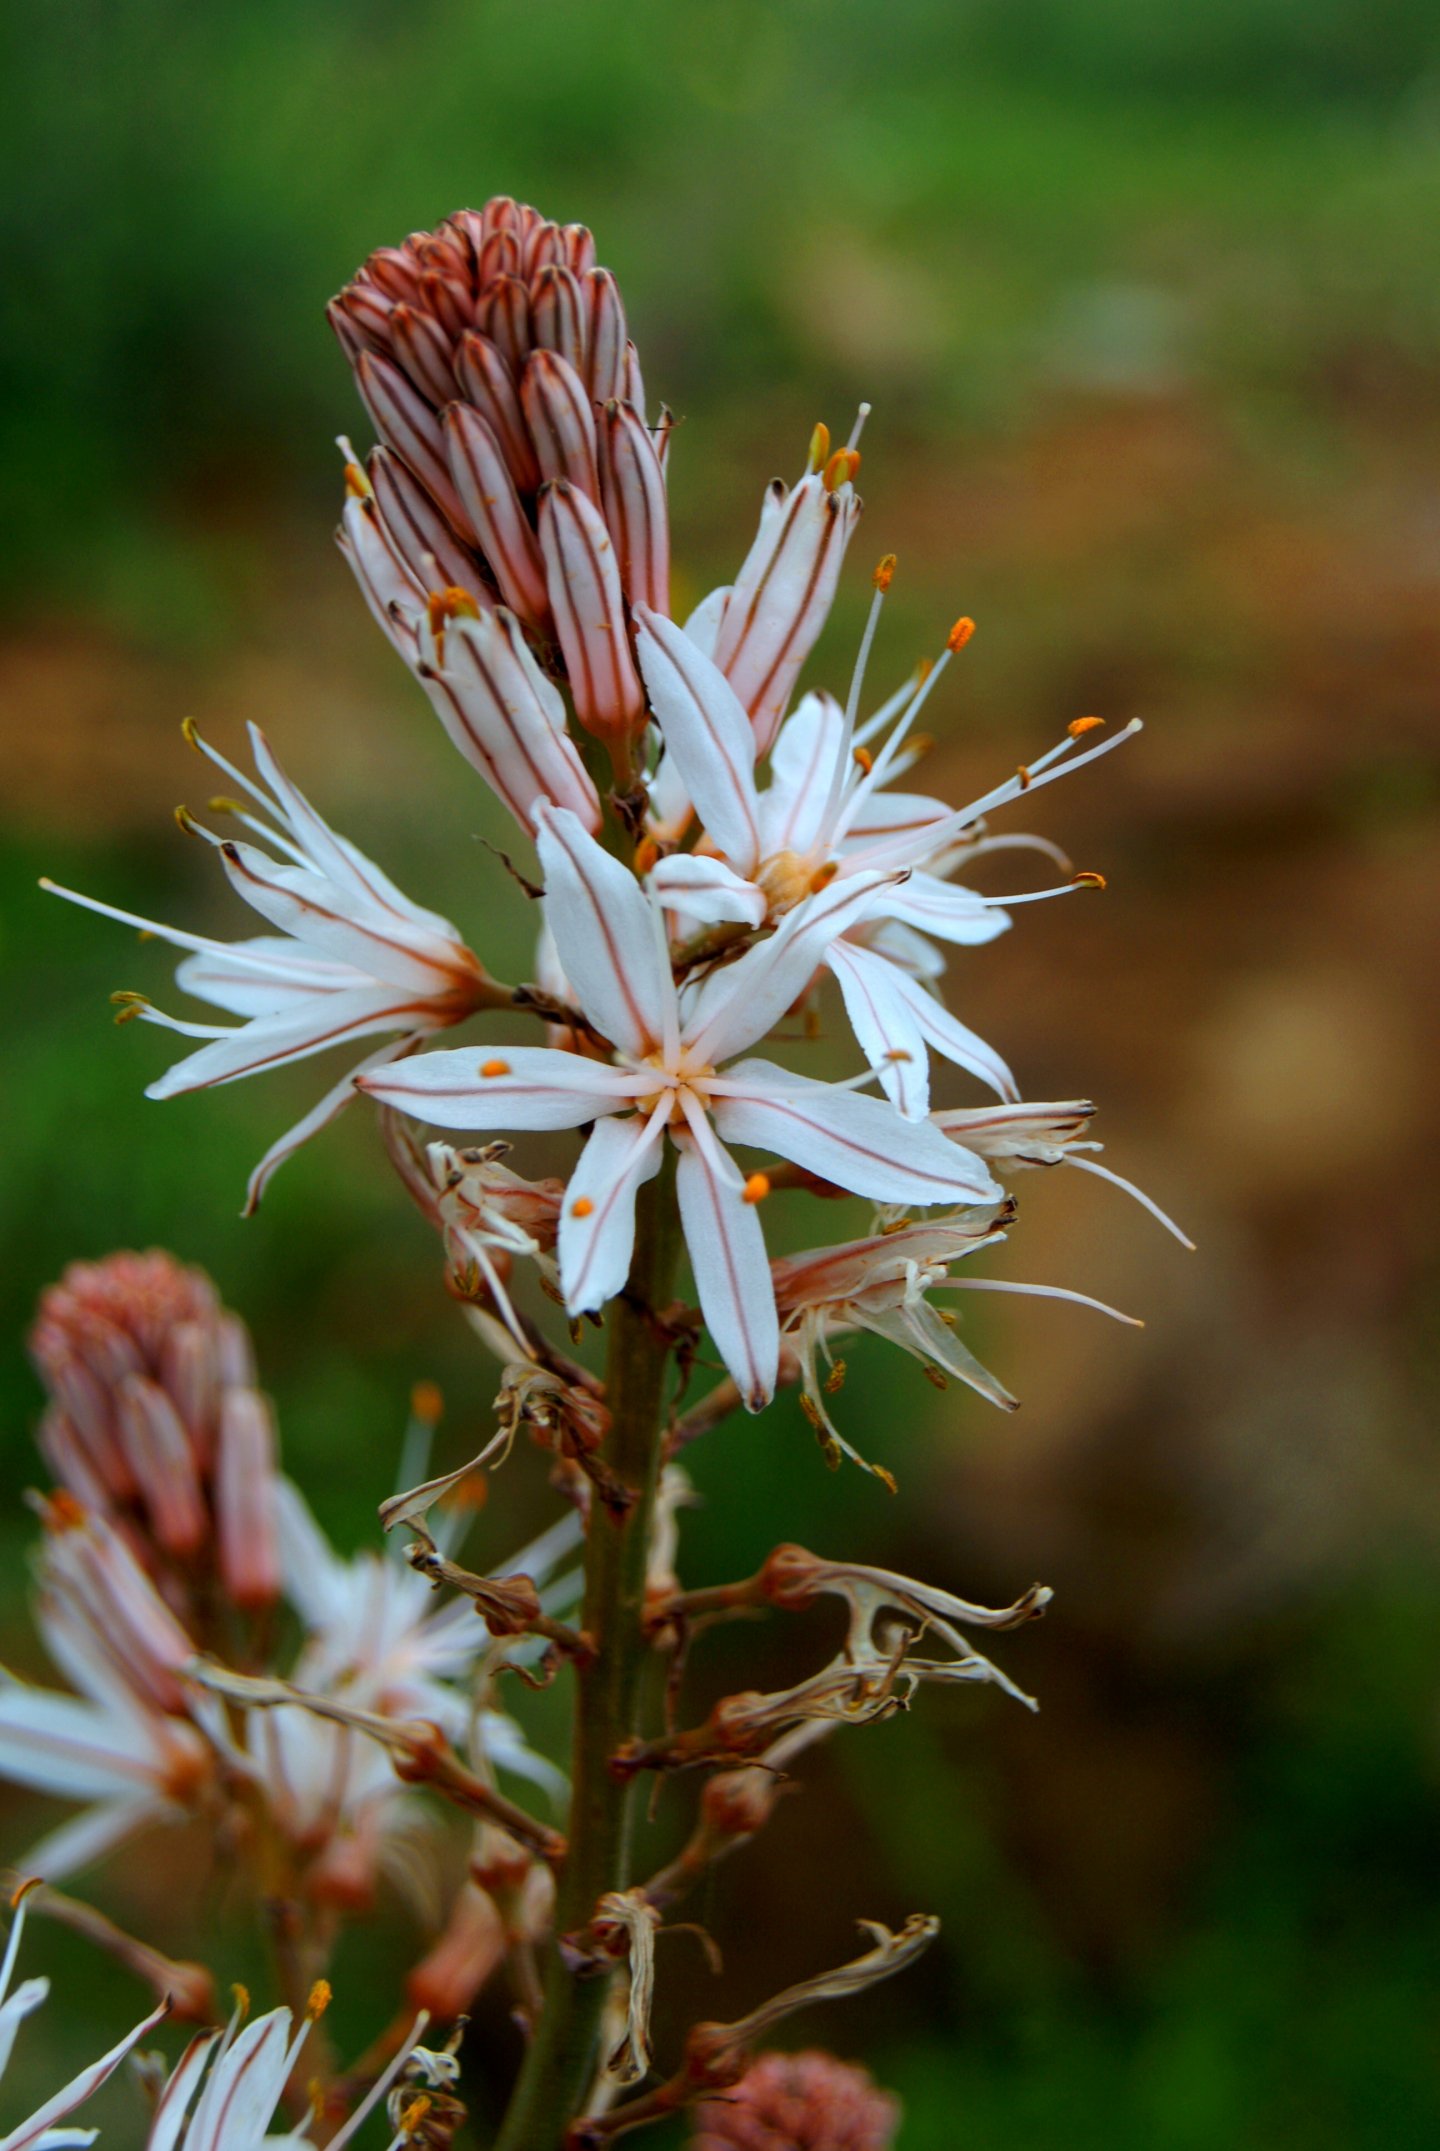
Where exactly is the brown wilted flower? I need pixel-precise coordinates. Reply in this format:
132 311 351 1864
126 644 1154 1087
690 2049 900 2150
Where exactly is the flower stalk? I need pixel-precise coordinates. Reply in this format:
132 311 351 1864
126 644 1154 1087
495 1155 682 2151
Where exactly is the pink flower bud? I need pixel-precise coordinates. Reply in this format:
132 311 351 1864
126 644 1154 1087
690 2050 900 2151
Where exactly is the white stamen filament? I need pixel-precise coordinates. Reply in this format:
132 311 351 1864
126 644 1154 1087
326 2011 432 2151
943 1277 1142 1325
1062 1153 1195 1249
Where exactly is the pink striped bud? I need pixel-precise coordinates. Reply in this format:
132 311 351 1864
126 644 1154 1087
521 349 601 503
599 400 670 616
214 1387 281 1611
537 480 645 746
445 405 551 629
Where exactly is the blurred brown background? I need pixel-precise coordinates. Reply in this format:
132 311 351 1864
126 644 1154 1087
3 2 1439 2143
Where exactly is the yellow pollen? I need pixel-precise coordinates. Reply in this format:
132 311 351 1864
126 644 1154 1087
1072 870 1108 890
231 1984 251 2020
824 1361 846 1394
823 447 861 492
808 860 839 892
633 836 659 875
1015 765 1032 790
44 1489 87 1532
306 1980 332 2019
741 1173 770 1205
428 585 481 627
807 422 831 473
884 1048 913 1062
343 462 371 500
411 1380 443 1425
873 552 897 591
571 1197 595 1218
852 745 874 774
1069 715 1105 737
947 616 976 652
400 2096 433 2137
180 716 202 750
480 1059 511 1078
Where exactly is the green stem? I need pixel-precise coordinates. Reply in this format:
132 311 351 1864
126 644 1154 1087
494 1157 681 2151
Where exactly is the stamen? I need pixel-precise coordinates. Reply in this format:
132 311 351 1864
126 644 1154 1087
807 422 831 475
947 616 975 651
1069 715 1104 736
480 1059 511 1077
823 447 861 492
39 879 311 975
944 1277 1143 1326
307 1980 333 2018
180 717 285 827
741 1172 770 1204
1063 1153 1195 1250
846 402 873 452
571 1197 595 1218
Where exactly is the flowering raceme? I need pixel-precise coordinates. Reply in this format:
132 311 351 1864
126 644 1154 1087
17 196 1188 2148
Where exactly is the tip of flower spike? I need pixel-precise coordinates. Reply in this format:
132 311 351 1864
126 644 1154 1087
873 553 897 592
947 616 976 652
306 1980 333 2019
807 422 831 474
741 1173 770 1205
411 1381 444 1426
1072 871 1108 890
1069 715 1104 737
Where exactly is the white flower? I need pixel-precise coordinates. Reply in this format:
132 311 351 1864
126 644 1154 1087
0 1890 168 2151
636 601 1142 1121
239 1483 581 1894
144 1991 428 2151
359 806 1001 1411
42 724 499 1211
0 1505 218 1883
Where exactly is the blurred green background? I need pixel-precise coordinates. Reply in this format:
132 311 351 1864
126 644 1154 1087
3 0 1439 2143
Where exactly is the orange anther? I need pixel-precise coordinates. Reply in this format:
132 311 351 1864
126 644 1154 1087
1072 870 1108 890
852 745 874 774
8 1875 42 1911
480 1058 511 1078
306 1980 332 2019
823 447 861 492
411 1380 443 1425
947 616 976 652
427 586 480 635
633 836 659 875
571 1197 595 1218
741 1173 771 1205
1015 765 1032 790
343 462 370 501
807 421 831 474
808 860 839 892
873 552 897 592
1069 715 1105 737
44 1489 87 1532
